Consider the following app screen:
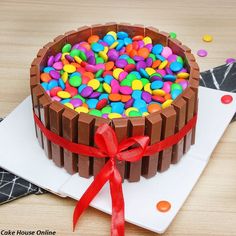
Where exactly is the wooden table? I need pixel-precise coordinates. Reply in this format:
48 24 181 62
0 0 236 235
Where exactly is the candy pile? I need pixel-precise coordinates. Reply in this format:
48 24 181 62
40 31 190 118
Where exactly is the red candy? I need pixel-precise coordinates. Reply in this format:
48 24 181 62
96 99 108 110
50 87 62 97
221 95 233 104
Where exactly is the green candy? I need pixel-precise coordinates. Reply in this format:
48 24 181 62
120 78 133 87
141 78 150 86
96 84 104 93
148 53 156 61
101 106 112 114
128 110 142 117
177 56 184 64
96 57 104 64
96 69 104 78
150 72 162 79
169 32 177 39
89 109 102 117
126 73 137 80
69 75 82 87
70 49 80 57
73 94 85 102
127 58 135 64
80 51 87 61
62 43 72 53
171 83 183 92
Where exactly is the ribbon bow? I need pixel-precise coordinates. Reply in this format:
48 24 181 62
73 124 150 236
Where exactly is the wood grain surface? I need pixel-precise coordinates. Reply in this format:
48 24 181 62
0 0 236 235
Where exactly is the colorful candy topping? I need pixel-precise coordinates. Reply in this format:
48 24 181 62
202 34 213 42
226 58 236 64
40 31 190 118
221 95 233 104
156 200 171 212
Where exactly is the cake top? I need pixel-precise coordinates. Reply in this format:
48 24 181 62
40 30 190 119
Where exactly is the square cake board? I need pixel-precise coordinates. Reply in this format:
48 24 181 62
0 87 235 234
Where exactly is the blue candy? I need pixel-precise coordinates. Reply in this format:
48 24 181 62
104 75 113 84
139 68 149 78
48 80 58 90
58 78 65 90
116 40 125 51
43 67 55 73
60 98 71 104
87 99 98 109
111 102 124 114
41 82 48 91
152 44 163 54
124 37 132 45
133 99 146 109
163 74 176 82
117 31 128 39
171 89 182 99
103 34 115 46
151 80 164 90
78 84 86 93
132 90 142 100
99 93 109 100
170 61 183 72
91 42 104 52
156 54 166 62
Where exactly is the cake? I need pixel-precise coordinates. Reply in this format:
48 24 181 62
30 23 199 182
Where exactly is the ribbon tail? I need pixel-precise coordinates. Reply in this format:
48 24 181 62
109 167 125 236
73 159 113 231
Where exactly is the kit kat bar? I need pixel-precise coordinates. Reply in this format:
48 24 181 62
112 118 128 181
127 117 145 182
49 101 65 167
92 23 117 37
62 108 79 174
93 117 111 177
145 27 169 46
142 112 162 178
78 113 95 178
172 97 187 164
39 94 52 159
158 106 176 172
118 23 144 38
32 85 45 146
182 88 196 153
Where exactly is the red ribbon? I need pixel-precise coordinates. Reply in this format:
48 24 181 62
33 112 197 236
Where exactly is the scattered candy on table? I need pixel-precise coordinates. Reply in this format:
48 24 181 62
197 49 208 57
202 34 213 42
40 31 190 118
226 58 236 64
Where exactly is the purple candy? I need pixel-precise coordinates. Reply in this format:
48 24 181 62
49 70 60 80
197 49 208 57
120 86 132 95
136 61 146 71
77 45 86 53
53 61 63 70
167 54 177 63
54 53 62 62
125 98 134 109
86 50 94 58
165 67 174 75
145 43 153 52
65 54 74 62
141 91 152 103
81 86 93 97
87 55 96 65
70 98 82 107
118 71 128 81
150 75 162 82
138 40 144 48
47 56 54 67
120 47 126 53
226 58 236 64
100 41 108 47
102 114 109 119
72 43 80 50
115 59 128 68
179 68 187 73
108 49 119 61
146 57 153 67
89 91 101 98
133 55 144 62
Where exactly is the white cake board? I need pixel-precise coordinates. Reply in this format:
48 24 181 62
0 87 235 234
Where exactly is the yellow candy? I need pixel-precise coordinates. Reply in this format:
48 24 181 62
61 71 68 83
113 68 123 80
63 64 76 73
158 60 168 69
61 52 69 60
177 72 190 79
153 89 166 96
99 51 108 62
108 113 122 119
64 103 74 109
132 79 143 90
103 82 112 93
162 99 173 109
125 107 138 116
144 83 152 94
143 36 152 45
103 46 109 54
142 112 149 116
88 79 100 90
74 56 82 64
202 34 213 42
110 41 119 49
75 106 89 113
57 91 71 99
145 67 156 76
107 31 117 40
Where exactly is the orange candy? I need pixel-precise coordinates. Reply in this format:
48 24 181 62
121 95 131 103
164 93 172 100
176 78 186 83
105 61 115 71
109 94 122 101
40 73 51 82
156 200 171 212
152 60 161 69
148 103 161 113
138 47 149 59
81 103 88 108
129 49 138 58
132 35 144 41
126 44 133 53
61 59 69 65
88 35 99 44
83 71 94 80
80 42 90 50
